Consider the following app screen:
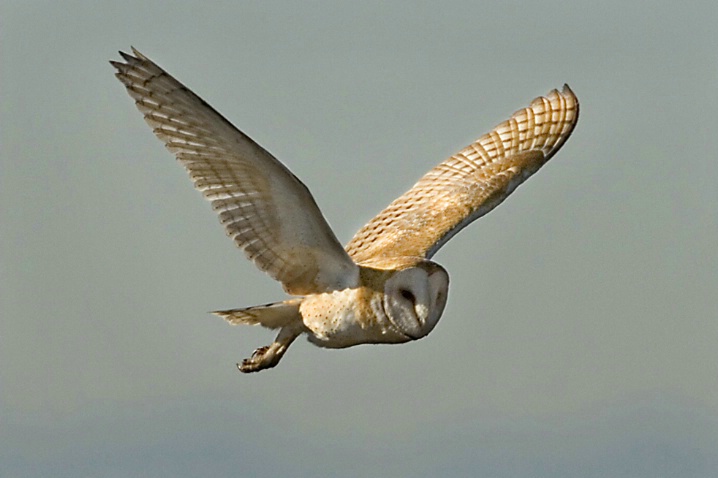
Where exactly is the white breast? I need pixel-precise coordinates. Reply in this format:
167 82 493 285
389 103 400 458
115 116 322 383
301 288 412 349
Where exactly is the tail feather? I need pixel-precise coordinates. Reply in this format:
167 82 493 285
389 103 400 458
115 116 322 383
213 299 302 329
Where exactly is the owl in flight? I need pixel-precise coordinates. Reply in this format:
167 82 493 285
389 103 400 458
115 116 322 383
112 48 579 373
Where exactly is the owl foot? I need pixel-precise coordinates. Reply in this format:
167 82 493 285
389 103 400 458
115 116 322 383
236 323 304 373
238 345 279 373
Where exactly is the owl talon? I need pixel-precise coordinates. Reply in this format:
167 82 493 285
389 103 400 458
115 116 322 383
236 324 304 373
252 345 270 358
237 345 279 373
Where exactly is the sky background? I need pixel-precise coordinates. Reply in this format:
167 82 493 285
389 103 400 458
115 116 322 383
2 1 717 476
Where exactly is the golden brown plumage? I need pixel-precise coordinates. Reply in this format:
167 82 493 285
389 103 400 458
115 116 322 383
346 85 578 262
111 48 579 373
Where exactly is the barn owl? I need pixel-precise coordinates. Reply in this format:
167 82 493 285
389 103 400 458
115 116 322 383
111 48 579 373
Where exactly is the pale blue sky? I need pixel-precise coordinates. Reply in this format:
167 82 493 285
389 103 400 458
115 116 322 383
2 1 717 476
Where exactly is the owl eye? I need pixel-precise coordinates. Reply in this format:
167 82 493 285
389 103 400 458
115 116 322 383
399 289 415 304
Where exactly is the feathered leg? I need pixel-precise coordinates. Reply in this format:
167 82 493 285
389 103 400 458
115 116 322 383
213 299 305 373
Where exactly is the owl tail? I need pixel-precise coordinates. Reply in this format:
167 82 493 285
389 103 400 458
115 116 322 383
212 299 303 330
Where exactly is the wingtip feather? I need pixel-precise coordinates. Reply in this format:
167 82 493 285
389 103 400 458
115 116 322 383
131 46 148 60
561 83 577 100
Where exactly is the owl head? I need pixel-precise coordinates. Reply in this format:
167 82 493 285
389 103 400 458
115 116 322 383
381 261 449 340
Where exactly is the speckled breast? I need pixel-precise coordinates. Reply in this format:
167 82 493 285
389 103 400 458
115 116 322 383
300 287 411 348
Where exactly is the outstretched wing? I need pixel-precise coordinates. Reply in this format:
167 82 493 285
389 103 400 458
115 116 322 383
111 48 358 295
346 85 579 264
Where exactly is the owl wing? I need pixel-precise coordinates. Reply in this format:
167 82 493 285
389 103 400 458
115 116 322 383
111 48 358 295
346 85 579 264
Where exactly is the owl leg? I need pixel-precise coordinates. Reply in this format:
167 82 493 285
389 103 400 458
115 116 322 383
238 322 304 373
